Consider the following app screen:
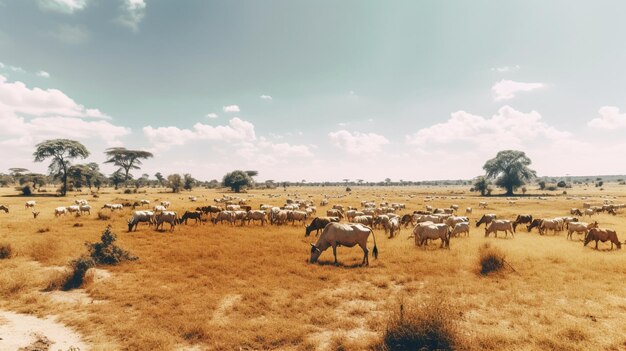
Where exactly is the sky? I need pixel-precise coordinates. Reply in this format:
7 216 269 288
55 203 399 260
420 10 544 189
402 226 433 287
1 0 626 182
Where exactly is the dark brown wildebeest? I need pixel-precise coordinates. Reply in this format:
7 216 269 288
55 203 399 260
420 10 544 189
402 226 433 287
196 206 222 217
309 222 378 266
476 214 496 228
527 218 543 232
0 205 8 213
400 214 414 228
512 214 532 232
305 216 340 237
584 228 621 250
180 210 203 225
570 208 583 216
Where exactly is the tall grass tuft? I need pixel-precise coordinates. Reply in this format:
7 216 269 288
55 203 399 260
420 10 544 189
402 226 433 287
376 300 462 351
478 243 506 275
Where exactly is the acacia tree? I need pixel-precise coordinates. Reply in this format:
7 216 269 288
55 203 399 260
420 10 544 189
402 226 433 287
154 172 165 187
223 170 254 193
168 174 183 193
483 150 536 196
473 176 490 196
33 139 90 196
104 148 153 185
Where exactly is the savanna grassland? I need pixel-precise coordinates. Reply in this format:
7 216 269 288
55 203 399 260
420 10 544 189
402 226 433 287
1 184 626 350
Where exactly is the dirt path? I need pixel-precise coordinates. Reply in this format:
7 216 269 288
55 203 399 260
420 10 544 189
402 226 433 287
0 311 87 350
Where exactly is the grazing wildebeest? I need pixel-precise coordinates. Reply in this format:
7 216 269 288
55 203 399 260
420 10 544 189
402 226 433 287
25 201 36 210
527 218 543 232
155 211 177 231
309 222 378 266
485 220 514 238
400 214 414 228
476 214 497 228
246 210 268 226
584 228 621 250
512 214 532 232
570 208 583 216
305 217 340 237
567 221 598 240
180 210 203 224
450 222 470 237
388 216 401 238
413 223 449 248
128 211 155 231
0 205 8 213
539 219 562 235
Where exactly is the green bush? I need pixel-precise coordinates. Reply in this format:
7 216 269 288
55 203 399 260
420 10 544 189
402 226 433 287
86 225 137 265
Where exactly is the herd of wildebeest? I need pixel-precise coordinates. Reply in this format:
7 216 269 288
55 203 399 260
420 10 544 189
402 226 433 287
1 193 623 265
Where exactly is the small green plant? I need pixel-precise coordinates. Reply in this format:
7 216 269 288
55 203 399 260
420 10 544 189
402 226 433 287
0 243 13 259
86 225 137 265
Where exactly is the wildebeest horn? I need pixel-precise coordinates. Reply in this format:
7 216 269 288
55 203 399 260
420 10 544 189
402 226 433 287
310 243 315 248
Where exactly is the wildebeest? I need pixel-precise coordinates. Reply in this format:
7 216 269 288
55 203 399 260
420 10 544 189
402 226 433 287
388 216 401 238
512 214 532 232
54 206 67 217
32 211 40 218
584 228 621 250
180 210 203 224
128 210 155 231
79 205 92 215
539 218 563 235
567 221 598 240
400 214 415 228
485 220 514 238
450 222 470 237
476 214 497 228
527 218 543 232
570 208 583 216
196 205 222 217
305 217 340 237
309 222 378 266
155 211 177 231
25 201 36 209
0 205 8 213
246 210 267 226
326 209 344 220
413 223 449 248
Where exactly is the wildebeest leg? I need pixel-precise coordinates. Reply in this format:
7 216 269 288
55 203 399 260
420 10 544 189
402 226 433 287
595 240 599 250
332 244 339 265
358 242 369 266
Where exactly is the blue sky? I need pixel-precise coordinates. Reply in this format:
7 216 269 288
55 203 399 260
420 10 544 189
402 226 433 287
1 0 625 182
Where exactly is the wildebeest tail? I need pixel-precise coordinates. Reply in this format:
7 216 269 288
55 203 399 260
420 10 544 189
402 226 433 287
370 227 378 259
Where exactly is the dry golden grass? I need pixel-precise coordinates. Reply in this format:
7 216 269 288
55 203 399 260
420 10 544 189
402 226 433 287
0 184 625 350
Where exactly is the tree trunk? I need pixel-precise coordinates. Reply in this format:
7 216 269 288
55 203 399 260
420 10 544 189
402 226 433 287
62 164 68 196
506 185 514 196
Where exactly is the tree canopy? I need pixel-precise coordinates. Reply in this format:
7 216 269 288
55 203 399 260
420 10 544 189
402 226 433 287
104 147 153 184
33 139 90 195
223 170 255 193
483 150 536 196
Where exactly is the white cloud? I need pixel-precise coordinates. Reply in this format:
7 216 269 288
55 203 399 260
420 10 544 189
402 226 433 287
405 105 573 151
37 71 50 78
0 62 4 69
0 75 107 119
491 65 520 73
328 130 389 155
587 106 626 130
0 74 130 155
491 79 544 101
223 105 240 113
49 24 89 44
143 117 256 151
37 0 88 14
260 95 272 100
117 0 146 32
206 112 218 119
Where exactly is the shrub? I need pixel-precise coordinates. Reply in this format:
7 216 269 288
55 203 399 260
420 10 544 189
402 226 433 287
37 227 50 233
376 300 462 351
123 188 132 194
0 243 13 259
46 257 95 291
86 225 137 265
478 243 506 275
63 256 95 290
97 210 111 220
557 180 566 187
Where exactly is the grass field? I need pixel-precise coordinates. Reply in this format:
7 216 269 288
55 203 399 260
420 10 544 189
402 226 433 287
1 184 625 350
